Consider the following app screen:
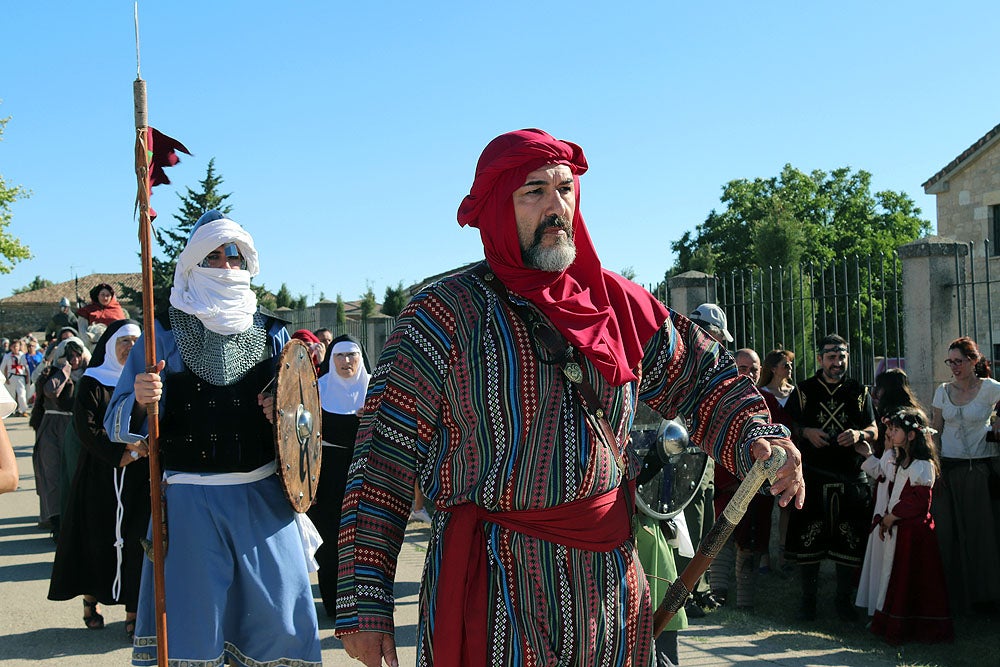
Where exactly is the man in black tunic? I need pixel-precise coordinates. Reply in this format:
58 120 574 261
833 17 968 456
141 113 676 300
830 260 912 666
785 334 877 621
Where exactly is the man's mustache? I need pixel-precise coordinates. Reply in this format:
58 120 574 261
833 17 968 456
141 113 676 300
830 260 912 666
541 215 572 232
532 215 573 245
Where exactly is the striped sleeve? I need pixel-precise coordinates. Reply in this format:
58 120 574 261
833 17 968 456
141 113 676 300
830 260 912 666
638 309 788 478
335 289 455 634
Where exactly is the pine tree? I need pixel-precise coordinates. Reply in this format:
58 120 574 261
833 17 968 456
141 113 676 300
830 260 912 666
335 294 347 325
275 283 293 308
360 284 377 321
381 281 408 317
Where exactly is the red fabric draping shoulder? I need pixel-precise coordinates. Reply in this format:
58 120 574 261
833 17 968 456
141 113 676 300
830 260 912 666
456 129 667 386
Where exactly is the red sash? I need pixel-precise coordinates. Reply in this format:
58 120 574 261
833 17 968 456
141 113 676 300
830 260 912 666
432 482 635 666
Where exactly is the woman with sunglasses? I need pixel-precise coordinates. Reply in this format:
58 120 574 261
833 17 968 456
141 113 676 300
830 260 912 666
759 349 795 407
930 336 1000 615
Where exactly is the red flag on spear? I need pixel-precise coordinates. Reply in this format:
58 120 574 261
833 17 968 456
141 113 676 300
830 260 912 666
145 127 190 219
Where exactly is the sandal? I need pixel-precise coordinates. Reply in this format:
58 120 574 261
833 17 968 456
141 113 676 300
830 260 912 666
82 598 105 630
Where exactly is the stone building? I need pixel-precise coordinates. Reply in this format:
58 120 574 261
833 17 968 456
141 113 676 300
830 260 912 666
922 121 1000 367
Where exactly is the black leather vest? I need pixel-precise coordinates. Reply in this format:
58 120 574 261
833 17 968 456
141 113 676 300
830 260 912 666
159 359 275 473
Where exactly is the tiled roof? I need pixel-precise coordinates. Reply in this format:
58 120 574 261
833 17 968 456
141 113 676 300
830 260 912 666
922 121 1000 192
1 273 143 305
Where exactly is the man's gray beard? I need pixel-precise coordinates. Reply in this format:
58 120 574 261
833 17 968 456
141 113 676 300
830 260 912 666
523 240 577 273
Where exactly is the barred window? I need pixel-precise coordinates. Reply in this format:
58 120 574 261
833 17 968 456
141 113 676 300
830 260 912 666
993 205 1000 256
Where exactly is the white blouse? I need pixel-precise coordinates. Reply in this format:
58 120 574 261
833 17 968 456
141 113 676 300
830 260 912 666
932 378 1000 460
761 385 791 407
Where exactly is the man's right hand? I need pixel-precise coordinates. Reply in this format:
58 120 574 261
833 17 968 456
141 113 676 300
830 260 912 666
134 360 166 406
801 427 830 449
340 631 398 667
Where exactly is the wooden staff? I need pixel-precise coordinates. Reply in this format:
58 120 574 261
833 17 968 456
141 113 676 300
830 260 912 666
132 9 168 664
652 446 788 636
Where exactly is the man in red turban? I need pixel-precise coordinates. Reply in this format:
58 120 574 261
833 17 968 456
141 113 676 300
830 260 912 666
336 129 804 666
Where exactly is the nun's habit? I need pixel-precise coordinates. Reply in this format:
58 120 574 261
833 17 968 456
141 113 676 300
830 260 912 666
48 320 149 614
32 336 88 529
308 334 370 616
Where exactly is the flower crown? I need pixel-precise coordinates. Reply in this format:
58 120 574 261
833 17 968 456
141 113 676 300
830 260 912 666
887 409 938 436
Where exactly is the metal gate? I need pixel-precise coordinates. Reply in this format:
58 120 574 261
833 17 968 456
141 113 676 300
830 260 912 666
652 255 904 387
951 240 999 367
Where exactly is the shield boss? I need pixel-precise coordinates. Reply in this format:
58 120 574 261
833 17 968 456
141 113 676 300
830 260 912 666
631 417 708 521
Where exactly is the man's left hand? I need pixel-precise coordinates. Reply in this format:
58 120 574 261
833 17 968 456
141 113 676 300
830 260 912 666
258 393 275 424
750 437 804 510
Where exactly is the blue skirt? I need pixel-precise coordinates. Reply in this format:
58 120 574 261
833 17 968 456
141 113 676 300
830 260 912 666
132 475 321 667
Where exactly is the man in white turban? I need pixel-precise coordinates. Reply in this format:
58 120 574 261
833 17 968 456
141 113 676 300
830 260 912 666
107 210 321 667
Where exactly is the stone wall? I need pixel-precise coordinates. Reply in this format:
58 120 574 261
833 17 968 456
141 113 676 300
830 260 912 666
935 141 1000 241
932 139 1000 362
0 305 60 339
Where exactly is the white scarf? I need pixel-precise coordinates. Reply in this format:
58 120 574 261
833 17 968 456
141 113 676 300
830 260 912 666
83 323 142 388
169 218 259 335
318 341 370 414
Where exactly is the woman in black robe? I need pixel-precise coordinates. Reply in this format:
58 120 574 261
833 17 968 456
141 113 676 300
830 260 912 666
308 334 370 617
48 319 148 637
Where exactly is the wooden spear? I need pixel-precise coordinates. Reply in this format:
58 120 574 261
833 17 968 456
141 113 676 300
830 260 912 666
132 6 168 665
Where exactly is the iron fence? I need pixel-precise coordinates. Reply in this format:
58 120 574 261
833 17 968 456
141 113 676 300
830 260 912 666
280 309 397 361
951 239 999 367
651 255 904 387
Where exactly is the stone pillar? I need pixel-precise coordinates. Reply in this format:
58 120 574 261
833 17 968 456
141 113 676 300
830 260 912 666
667 271 717 317
314 300 338 331
898 237 967 407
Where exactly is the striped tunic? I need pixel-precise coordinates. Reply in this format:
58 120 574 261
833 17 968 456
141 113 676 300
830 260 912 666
336 270 783 666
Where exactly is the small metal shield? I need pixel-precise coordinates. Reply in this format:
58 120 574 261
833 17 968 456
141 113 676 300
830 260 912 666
631 416 708 521
273 339 323 513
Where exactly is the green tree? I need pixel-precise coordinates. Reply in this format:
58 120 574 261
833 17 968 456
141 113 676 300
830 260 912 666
619 266 636 281
381 281 408 317
275 283 293 309
669 164 928 361
359 283 377 321
335 294 347 325
0 112 31 274
12 275 54 295
293 295 307 311
672 164 928 275
252 284 276 311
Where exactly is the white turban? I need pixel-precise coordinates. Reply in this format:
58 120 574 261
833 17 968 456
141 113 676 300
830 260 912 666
169 217 259 335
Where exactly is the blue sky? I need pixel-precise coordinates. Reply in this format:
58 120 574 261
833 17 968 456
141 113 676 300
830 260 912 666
2 2 997 306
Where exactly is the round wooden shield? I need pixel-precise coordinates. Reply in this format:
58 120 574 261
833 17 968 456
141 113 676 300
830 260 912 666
273 339 323 512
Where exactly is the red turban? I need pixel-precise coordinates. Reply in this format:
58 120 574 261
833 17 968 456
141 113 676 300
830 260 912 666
291 329 320 345
457 129 668 386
